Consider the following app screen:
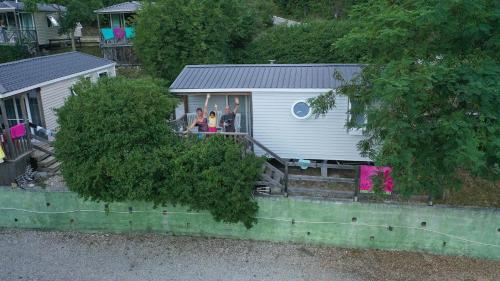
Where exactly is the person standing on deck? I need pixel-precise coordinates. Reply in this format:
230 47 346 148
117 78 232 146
186 94 211 133
220 97 239 132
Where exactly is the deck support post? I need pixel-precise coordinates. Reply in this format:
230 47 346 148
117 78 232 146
321 160 328 177
284 162 289 196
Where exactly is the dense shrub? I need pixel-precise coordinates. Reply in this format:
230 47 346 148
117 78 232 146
55 77 180 202
55 77 263 227
0 45 31 63
243 20 351 64
170 135 264 228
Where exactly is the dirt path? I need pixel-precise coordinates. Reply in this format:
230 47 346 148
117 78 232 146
0 230 498 281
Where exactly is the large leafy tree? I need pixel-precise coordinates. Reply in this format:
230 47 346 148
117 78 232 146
273 0 363 20
243 20 351 64
310 0 499 196
134 0 270 81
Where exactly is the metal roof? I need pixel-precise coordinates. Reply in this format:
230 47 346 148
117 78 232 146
95 1 141 14
0 1 66 12
0 2 13 10
170 64 363 90
0 52 114 95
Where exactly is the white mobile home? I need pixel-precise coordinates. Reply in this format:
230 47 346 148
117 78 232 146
170 64 369 162
0 52 115 184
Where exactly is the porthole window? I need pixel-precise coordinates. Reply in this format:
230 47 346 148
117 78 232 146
291 100 312 119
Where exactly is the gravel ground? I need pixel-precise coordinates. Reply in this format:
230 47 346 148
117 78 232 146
0 230 498 281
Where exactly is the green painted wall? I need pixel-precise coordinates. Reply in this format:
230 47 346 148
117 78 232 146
0 189 499 260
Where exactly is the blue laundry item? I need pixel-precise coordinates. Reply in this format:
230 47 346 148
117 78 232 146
125 27 135 39
101 28 114 40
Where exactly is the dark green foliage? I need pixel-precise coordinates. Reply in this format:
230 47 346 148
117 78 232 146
244 20 350 64
0 45 31 63
273 0 362 20
55 77 180 202
134 0 270 81
55 77 263 227
170 135 264 228
310 0 499 196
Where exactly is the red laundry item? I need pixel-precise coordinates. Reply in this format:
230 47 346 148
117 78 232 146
10 124 26 139
359 165 394 194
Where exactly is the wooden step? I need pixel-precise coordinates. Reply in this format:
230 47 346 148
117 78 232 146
288 174 355 184
31 150 50 162
288 186 354 199
38 156 57 168
38 161 60 173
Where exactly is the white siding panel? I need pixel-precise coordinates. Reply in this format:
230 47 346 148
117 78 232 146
34 12 64 45
40 78 75 130
252 90 369 161
40 66 116 130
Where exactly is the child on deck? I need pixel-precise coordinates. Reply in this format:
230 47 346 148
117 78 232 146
207 105 219 133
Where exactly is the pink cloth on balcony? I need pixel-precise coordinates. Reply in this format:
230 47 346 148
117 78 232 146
113 27 125 40
359 165 394 194
10 124 26 139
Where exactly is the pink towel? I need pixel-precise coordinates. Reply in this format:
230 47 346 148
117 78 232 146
359 165 394 194
113 27 125 40
10 124 26 139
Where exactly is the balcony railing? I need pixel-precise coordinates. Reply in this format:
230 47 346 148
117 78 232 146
0 29 37 45
1 125 33 161
99 27 135 47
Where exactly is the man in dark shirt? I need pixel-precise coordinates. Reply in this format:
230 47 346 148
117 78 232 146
220 97 239 132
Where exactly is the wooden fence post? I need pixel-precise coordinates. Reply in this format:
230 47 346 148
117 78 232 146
353 165 360 202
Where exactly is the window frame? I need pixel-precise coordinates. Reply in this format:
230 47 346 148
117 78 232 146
291 100 312 120
98 71 108 79
347 98 367 135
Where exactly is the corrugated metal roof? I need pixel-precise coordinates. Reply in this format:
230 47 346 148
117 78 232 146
0 2 14 10
95 1 141 14
0 1 66 12
170 64 363 90
0 52 114 95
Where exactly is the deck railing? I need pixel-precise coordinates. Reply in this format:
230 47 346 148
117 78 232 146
1 127 32 161
0 29 37 45
99 27 135 47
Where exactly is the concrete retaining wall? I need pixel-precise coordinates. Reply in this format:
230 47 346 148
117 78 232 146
0 189 499 260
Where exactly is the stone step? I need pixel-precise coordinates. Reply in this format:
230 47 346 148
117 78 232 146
38 156 57 168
